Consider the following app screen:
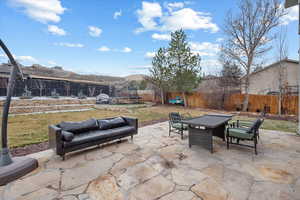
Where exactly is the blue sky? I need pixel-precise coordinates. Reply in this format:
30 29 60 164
0 0 298 77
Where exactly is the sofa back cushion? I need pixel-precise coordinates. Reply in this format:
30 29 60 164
59 118 98 134
98 117 127 130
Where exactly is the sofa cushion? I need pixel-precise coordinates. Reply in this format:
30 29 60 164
97 117 127 130
64 125 135 148
61 131 74 142
59 118 98 134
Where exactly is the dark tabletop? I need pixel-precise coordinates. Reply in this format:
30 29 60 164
182 114 232 128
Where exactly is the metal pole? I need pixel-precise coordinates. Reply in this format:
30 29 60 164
0 39 23 166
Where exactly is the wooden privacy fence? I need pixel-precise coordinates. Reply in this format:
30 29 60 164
166 92 298 115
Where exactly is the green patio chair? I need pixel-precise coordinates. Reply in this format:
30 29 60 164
226 118 264 155
230 111 266 139
169 112 188 139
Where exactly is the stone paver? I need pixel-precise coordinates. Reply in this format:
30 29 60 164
61 196 78 200
129 175 175 200
117 162 159 190
87 175 123 200
191 178 229 200
2 122 300 200
61 153 123 190
159 191 196 200
16 188 58 200
60 184 87 197
248 181 295 200
172 167 207 186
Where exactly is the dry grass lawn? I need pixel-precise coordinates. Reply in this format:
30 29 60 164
3 105 297 148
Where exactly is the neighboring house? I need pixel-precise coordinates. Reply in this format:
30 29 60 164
198 75 240 93
241 59 299 95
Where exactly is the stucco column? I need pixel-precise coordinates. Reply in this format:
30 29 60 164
298 0 300 135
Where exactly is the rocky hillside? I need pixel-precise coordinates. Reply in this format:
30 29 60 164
0 64 125 83
125 74 147 81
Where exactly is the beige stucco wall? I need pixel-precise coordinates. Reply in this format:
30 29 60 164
242 61 299 94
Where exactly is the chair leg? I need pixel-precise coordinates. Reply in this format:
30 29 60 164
237 139 240 144
226 129 229 149
227 136 229 149
62 155 65 161
169 126 171 137
254 137 257 155
131 135 133 141
181 129 183 140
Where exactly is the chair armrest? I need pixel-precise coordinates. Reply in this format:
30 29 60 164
181 113 192 120
48 125 64 156
228 121 236 128
123 117 138 134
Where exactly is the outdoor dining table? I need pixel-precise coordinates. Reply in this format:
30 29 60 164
182 114 233 153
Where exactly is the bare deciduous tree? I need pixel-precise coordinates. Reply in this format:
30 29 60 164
221 0 286 111
275 27 288 115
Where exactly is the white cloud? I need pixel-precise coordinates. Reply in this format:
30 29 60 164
113 10 122 19
97 46 110 52
281 5 298 25
216 37 224 42
189 42 220 56
122 47 132 53
135 2 219 33
88 26 102 37
166 2 184 12
152 33 171 41
161 8 219 33
136 1 163 33
10 0 66 23
48 60 57 65
0 54 37 63
201 59 222 74
145 52 155 58
54 42 84 48
97 46 132 53
128 65 151 71
16 55 38 63
48 25 66 36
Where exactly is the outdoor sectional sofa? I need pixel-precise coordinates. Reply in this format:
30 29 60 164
49 116 138 160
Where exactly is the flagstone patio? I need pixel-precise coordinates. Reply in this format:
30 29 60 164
1 122 300 200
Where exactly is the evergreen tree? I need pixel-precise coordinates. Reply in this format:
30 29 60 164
220 61 243 88
148 47 170 104
168 29 201 107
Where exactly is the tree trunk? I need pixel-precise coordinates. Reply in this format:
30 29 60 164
278 90 282 115
161 89 165 105
182 92 187 107
242 74 250 112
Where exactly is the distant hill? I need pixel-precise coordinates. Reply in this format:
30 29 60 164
125 74 147 81
0 63 125 83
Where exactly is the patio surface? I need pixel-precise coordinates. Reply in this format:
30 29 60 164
1 122 300 200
